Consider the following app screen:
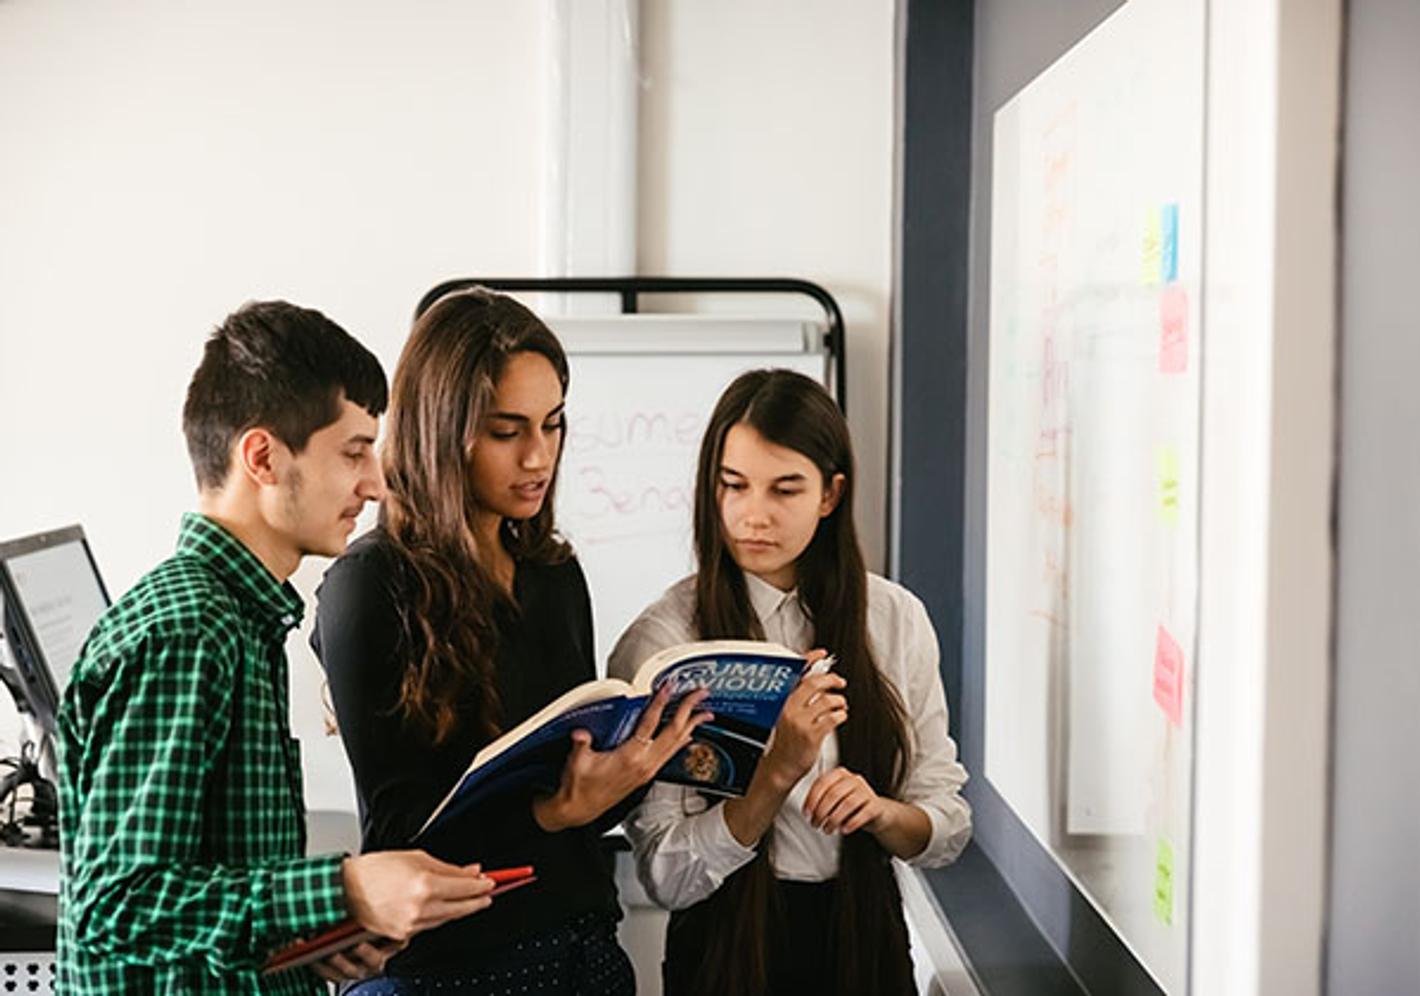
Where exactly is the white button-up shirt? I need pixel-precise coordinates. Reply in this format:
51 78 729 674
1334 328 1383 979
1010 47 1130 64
608 571 972 911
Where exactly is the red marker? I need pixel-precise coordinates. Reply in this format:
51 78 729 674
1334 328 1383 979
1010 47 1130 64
485 865 537 896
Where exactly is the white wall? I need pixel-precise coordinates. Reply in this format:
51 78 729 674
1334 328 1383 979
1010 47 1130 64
0 0 551 810
638 0 895 570
0 0 896 813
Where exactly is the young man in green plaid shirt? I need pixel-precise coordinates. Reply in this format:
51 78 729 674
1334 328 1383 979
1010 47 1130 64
56 302 498 993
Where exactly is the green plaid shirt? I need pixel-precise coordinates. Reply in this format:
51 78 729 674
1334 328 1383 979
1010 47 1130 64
57 513 348 994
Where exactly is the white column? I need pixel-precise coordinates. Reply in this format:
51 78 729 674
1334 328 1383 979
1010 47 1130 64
1192 0 1341 992
542 0 639 313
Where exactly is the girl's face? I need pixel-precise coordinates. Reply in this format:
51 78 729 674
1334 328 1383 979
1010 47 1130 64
717 422 843 591
468 350 566 525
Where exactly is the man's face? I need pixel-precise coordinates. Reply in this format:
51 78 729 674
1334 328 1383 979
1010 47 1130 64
266 397 383 559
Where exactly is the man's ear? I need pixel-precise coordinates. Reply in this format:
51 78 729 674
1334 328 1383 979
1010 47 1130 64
819 473 846 518
234 427 282 487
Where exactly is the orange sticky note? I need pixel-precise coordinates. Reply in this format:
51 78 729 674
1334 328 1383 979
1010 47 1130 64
1153 625 1185 727
1159 286 1189 374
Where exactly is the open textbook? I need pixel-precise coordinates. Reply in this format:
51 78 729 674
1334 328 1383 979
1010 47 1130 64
265 640 808 975
416 639 810 840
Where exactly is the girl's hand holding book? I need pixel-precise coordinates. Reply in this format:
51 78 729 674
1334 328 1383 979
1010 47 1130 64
532 685 713 832
759 669 849 790
723 650 846 848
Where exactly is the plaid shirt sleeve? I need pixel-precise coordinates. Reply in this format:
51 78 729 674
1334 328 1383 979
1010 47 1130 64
60 626 348 975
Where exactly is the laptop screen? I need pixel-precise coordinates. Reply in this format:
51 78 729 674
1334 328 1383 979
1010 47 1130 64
0 526 110 724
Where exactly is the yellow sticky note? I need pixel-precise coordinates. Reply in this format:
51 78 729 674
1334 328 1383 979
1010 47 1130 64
1154 838 1175 926
1142 208 1163 286
1157 446 1180 526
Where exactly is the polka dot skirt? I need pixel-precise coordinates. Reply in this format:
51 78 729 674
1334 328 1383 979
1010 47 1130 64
342 912 635 996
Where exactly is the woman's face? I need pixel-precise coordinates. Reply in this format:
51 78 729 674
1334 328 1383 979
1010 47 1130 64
716 422 843 591
468 350 566 523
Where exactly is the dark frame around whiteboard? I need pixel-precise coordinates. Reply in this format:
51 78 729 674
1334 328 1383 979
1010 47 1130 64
892 0 1164 993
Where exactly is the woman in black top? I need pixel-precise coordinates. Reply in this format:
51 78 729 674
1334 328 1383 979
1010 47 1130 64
313 288 708 995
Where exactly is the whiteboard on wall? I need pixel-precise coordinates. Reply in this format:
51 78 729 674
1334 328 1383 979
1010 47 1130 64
982 0 1204 990
549 316 828 668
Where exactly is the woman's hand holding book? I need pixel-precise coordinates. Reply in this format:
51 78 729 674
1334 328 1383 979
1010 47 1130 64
532 685 713 832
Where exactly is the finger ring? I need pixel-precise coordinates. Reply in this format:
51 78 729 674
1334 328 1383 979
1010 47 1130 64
634 735 654 746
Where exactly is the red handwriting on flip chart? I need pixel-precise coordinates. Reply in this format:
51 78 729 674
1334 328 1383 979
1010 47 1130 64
574 465 693 520
1159 286 1189 374
567 410 704 455
1153 625 1185 727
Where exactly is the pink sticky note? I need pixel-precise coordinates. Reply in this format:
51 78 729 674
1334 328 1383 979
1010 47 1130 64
1159 286 1189 374
1153 625 1185 727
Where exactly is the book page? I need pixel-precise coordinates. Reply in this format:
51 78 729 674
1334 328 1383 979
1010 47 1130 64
468 677 633 770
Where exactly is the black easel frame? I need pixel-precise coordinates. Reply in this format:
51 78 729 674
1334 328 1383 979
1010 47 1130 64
415 277 847 414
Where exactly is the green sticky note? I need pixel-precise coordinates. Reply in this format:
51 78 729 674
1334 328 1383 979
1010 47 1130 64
1157 446 1181 526
1154 838 1175 926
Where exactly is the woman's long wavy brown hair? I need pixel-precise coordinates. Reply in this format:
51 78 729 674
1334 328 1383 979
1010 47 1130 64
380 287 571 746
684 369 915 996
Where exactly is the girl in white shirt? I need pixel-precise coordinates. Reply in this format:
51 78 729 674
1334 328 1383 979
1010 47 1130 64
609 368 971 996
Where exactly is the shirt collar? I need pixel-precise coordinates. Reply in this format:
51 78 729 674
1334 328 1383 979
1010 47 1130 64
744 570 799 624
176 512 305 637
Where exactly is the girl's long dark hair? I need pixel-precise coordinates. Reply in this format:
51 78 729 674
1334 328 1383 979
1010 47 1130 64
686 368 915 996
380 287 570 746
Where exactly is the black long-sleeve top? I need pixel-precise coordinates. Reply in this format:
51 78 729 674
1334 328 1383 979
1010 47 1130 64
311 528 621 974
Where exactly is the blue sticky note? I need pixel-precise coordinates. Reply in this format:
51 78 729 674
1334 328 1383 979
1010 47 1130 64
1161 203 1179 283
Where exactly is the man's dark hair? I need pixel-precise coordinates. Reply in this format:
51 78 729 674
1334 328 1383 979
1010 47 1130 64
183 300 388 489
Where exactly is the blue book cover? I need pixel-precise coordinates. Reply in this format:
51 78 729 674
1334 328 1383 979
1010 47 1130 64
415 641 807 840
